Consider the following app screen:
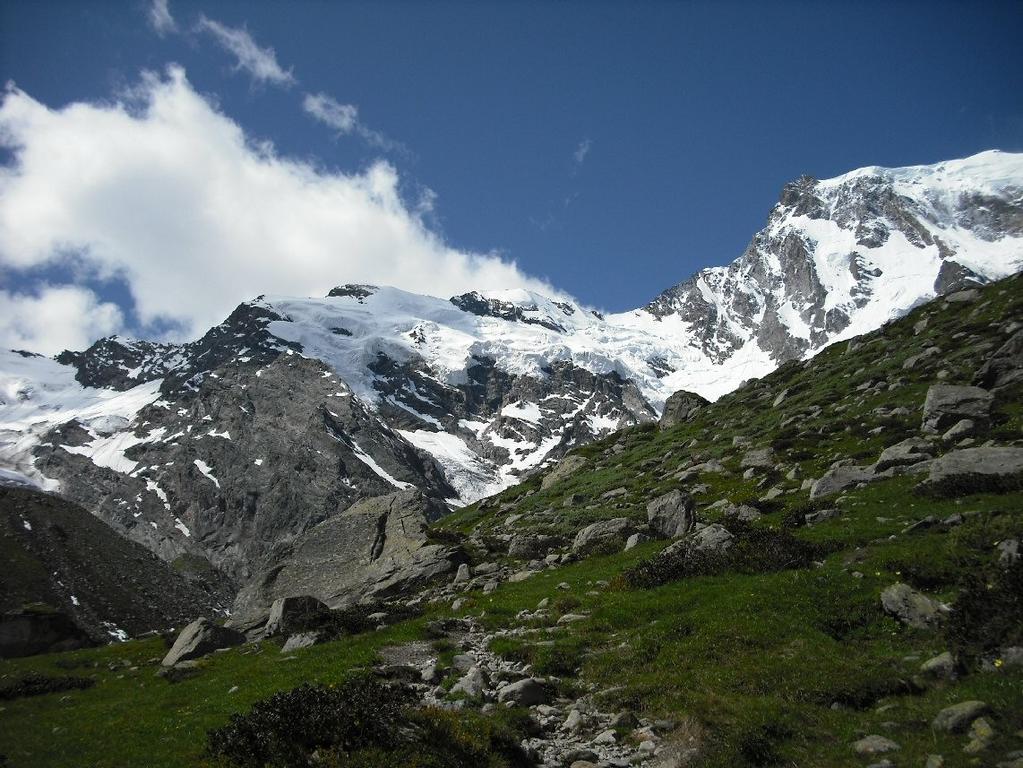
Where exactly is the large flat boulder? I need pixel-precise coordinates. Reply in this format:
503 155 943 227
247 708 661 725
162 617 244 666
921 385 993 434
917 446 1023 497
810 465 875 499
541 455 588 490
231 490 460 626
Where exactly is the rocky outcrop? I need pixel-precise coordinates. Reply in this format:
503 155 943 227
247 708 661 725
0 607 93 658
161 617 245 666
659 390 708 429
921 385 993 434
975 329 1023 390
810 465 876 499
264 596 331 638
918 447 1023 497
231 490 462 626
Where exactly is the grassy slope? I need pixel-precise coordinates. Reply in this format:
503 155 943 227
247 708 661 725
1 275 1021 767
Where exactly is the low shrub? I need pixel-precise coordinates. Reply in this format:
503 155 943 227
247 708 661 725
0 672 95 701
945 558 1023 664
621 521 835 589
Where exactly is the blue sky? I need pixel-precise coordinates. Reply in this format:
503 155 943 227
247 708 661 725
0 0 1021 353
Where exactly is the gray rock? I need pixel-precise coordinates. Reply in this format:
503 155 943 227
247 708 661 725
804 508 839 526
997 538 1019 568
852 735 899 755
975 329 1023 390
920 651 955 679
659 390 709 429
162 617 244 666
688 523 734 554
874 438 934 472
931 700 989 732
572 518 634 555
231 490 459 624
724 504 762 522
453 563 470 583
624 532 647 551
810 465 875 499
541 454 588 490
264 595 331 637
880 583 945 629
740 447 776 470
497 677 549 706
646 490 696 538
942 419 978 442
918 447 1023 496
281 631 320 652
921 385 993 434
451 666 488 699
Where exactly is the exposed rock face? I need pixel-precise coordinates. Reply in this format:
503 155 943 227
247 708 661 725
921 385 993 434
646 490 695 538
0 487 228 648
264 596 331 638
918 447 1023 496
31 354 455 584
0 608 93 658
161 617 245 666
874 438 935 472
541 454 588 490
231 490 461 626
975 329 1023 390
659 390 708 429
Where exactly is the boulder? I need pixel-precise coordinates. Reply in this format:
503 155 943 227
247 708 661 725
231 490 460 625
874 438 934 472
497 677 549 706
917 447 1023 497
572 518 634 555
264 595 331 637
659 390 709 429
740 447 776 470
541 454 587 490
931 700 989 733
921 385 993 434
997 538 1020 568
852 735 900 756
920 651 956 679
688 523 734 554
451 666 488 699
880 583 945 629
281 631 321 652
975 329 1023 390
162 617 244 666
646 490 696 538
810 465 875 499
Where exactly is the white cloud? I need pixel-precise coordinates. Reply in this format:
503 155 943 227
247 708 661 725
196 16 296 87
0 67 555 351
574 138 592 166
303 91 404 153
0 286 124 355
303 92 358 133
148 0 177 36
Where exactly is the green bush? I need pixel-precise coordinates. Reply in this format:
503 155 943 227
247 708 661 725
945 558 1023 664
622 521 835 589
0 673 95 701
206 678 414 767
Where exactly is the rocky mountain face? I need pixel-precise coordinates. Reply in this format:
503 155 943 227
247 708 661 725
0 150 1020 611
0 486 230 656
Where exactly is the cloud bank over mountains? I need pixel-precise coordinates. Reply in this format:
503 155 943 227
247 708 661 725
0 67 554 355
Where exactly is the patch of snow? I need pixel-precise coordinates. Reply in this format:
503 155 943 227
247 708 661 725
193 459 220 488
